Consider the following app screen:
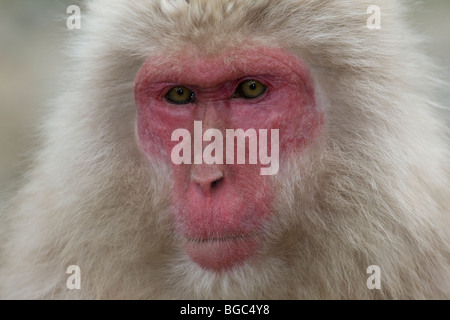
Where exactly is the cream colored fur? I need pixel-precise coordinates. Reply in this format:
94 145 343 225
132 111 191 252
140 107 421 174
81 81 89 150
1 0 449 299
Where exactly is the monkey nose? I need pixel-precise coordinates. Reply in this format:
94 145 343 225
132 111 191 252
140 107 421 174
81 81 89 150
191 165 224 196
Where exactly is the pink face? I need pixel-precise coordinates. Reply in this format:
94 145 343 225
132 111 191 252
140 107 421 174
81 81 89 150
134 46 322 271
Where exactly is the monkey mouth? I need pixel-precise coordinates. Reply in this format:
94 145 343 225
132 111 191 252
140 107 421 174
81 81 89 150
183 233 260 271
191 233 257 244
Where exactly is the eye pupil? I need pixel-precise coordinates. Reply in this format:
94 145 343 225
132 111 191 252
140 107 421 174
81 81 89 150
249 82 257 91
176 88 184 96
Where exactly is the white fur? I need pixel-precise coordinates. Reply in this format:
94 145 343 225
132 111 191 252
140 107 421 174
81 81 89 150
1 0 449 299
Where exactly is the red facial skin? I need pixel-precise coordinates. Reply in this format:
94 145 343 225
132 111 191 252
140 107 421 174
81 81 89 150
134 46 322 271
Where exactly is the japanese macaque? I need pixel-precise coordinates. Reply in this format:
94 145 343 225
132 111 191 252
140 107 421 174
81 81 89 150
1 0 449 299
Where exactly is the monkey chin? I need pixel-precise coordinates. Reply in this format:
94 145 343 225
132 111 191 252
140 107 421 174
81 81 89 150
184 234 260 272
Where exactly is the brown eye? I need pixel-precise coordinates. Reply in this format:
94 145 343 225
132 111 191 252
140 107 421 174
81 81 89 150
235 80 266 99
165 86 195 104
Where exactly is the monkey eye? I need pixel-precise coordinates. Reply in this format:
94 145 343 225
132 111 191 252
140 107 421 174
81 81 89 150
165 86 196 104
234 80 266 99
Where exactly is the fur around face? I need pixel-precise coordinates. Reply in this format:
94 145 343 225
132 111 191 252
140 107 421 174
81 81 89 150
1 0 449 299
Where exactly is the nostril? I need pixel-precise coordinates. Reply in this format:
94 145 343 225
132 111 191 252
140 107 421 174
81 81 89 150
191 166 224 196
210 176 223 189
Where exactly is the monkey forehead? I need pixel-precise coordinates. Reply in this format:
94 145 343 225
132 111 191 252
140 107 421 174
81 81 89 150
134 46 312 89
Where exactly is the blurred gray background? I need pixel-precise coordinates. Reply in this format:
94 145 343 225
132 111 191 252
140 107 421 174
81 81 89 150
0 0 449 204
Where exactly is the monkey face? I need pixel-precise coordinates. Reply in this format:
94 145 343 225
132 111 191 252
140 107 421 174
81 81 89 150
134 46 322 270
